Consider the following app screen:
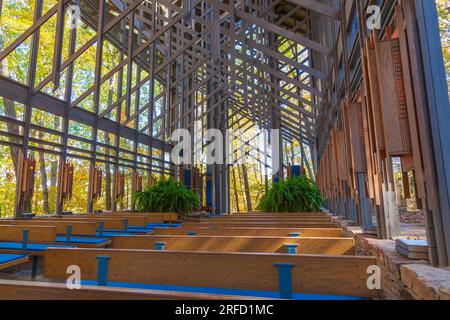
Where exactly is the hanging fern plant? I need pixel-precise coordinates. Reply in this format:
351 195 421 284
133 178 199 216
257 176 324 213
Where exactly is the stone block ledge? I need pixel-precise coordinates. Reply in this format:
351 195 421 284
331 217 450 300
401 264 450 300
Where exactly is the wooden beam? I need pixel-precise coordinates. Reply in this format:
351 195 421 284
284 0 341 20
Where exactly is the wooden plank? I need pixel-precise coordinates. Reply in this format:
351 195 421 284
44 248 379 297
211 213 329 217
111 235 355 255
62 215 148 226
203 217 333 223
375 38 412 156
182 222 337 228
232 212 328 216
348 103 366 173
152 227 343 237
0 279 261 300
111 211 178 222
0 220 97 235
228 5 332 55
34 217 126 230
0 224 110 248
284 0 341 19
0 225 56 242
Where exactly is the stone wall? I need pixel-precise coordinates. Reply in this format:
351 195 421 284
331 217 450 300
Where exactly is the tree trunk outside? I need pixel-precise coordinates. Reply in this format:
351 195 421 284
241 164 252 212
231 166 240 212
38 131 50 213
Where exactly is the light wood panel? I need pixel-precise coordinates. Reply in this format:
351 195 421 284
111 211 178 222
151 227 343 237
182 222 337 228
0 224 110 248
0 225 56 242
230 212 329 217
111 235 355 255
0 279 259 300
34 217 126 230
61 215 148 226
202 217 333 223
0 220 97 235
44 248 379 297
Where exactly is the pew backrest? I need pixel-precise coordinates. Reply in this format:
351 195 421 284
202 217 333 223
111 235 355 255
34 217 126 230
110 211 178 222
151 227 343 237
182 222 337 228
65 215 148 226
231 212 329 217
0 225 56 242
0 220 97 235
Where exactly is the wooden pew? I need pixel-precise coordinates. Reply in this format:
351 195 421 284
201 217 334 223
60 214 154 226
0 225 56 243
0 225 111 249
99 214 163 225
0 220 97 235
0 279 261 300
231 212 329 217
0 225 68 276
34 217 127 230
111 235 355 255
182 222 337 228
44 248 379 298
207 213 330 219
0 254 29 271
110 211 178 222
151 227 343 237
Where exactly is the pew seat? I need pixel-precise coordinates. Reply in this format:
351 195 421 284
0 242 74 256
0 254 29 270
55 236 111 247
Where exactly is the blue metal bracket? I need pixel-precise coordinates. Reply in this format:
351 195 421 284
66 225 72 242
274 263 294 299
98 222 104 236
21 229 29 255
96 256 111 286
154 242 166 250
284 244 298 254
